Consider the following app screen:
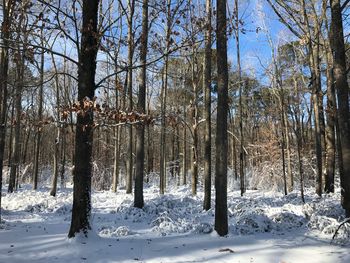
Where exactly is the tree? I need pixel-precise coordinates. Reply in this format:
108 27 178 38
68 0 99 238
0 0 16 220
203 0 212 211
159 0 172 195
126 0 135 195
134 0 149 209
330 0 350 217
215 0 228 236
33 24 45 190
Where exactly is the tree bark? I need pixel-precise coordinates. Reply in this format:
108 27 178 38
1 0 15 218
182 105 187 185
68 0 99 238
215 0 228 236
160 0 172 194
126 0 135 194
50 54 61 197
134 0 148 209
235 0 245 196
33 26 45 190
330 0 350 217
203 0 212 211
324 43 336 194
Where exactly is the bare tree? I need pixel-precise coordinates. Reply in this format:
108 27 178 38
68 0 99 238
330 0 350 217
203 0 212 211
215 0 228 236
134 0 149 208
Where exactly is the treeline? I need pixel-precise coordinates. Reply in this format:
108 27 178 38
0 0 349 237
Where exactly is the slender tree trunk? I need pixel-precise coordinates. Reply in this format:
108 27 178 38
112 75 120 192
33 27 45 190
191 112 198 196
324 44 336 193
182 106 187 185
175 124 180 186
160 0 172 195
280 107 287 196
190 80 199 196
146 124 152 183
310 47 323 197
50 54 61 197
170 128 175 177
294 104 305 203
235 0 244 196
203 0 212 211
68 0 99 238
134 0 148 208
60 127 66 188
330 0 350 217
215 0 228 236
126 0 135 194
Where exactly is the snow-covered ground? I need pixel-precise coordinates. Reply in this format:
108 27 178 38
1 183 350 263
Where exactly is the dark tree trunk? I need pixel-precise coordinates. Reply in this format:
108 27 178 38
134 0 148 209
159 0 172 194
203 0 212 211
330 0 350 217
50 54 61 197
182 106 187 185
68 0 99 238
324 45 336 193
0 0 15 220
311 49 323 197
215 0 228 236
33 31 44 190
126 0 135 195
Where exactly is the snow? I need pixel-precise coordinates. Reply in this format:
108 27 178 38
1 183 350 263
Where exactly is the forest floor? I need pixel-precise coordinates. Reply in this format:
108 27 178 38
1 182 350 263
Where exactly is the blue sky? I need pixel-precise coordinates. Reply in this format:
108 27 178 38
227 0 291 82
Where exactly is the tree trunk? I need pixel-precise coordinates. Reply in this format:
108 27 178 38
190 81 199 196
203 0 212 211
215 0 228 236
50 55 61 197
175 124 180 186
324 44 336 194
0 0 15 220
33 27 45 190
182 106 187 185
68 0 99 238
126 0 135 194
235 0 245 197
330 0 350 217
134 0 148 209
160 0 172 194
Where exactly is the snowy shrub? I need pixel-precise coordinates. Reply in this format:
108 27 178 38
53 204 72 215
193 222 213 234
24 203 46 213
271 212 305 230
99 226 132 237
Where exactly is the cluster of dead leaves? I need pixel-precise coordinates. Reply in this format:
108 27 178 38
60 97 154 126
